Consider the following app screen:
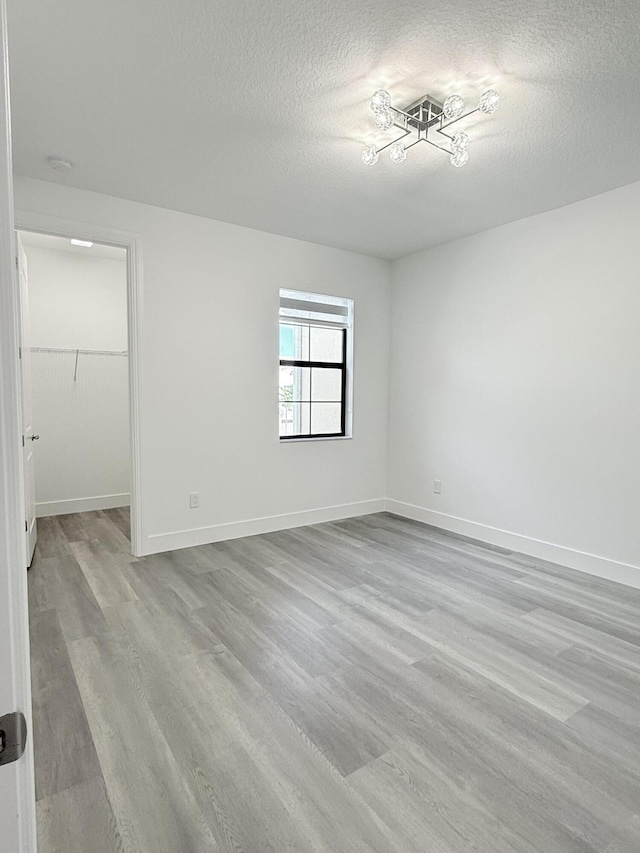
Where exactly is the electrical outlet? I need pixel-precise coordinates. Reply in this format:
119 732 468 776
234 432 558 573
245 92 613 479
433 480 442 494
189 492 200 508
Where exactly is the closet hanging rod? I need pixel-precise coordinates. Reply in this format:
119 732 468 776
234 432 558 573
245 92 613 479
29 346 128 356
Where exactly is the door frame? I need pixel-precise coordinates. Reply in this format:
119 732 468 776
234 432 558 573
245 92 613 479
0 0 37 847
14 211 145 557
16 233 37 566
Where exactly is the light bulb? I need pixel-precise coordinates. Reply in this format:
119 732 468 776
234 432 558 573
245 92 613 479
443 94 465 119
389 142 407 164
370 89 391 114
375 109 395 131
362 145 379 166
478 89 500 114
452 131 469 151
450 149 469 167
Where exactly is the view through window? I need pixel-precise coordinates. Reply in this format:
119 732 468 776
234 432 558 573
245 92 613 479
279 290 353 439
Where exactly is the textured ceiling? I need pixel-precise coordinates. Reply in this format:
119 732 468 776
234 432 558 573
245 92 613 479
7 0 640 259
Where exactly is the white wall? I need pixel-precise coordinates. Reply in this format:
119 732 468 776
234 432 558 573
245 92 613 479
22 243 130 515
388 181 640 585
15 178 391 552
25 244 128 350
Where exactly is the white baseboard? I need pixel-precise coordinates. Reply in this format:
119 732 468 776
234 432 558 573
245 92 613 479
386 499 640 590
143 498 386 556
36 493 130 517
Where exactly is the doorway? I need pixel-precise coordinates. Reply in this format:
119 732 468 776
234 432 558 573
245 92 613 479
15 223 143 559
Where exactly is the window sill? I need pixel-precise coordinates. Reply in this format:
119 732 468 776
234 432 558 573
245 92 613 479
279 435 353 443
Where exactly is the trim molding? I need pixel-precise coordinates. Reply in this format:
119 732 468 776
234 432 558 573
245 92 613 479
143 498 386 555
143 496 640 589
14 209 145 556
36 493 130 517
386 499 640 590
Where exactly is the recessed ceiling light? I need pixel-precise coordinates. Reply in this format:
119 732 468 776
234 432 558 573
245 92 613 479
47 156 73 171
70 239 93 248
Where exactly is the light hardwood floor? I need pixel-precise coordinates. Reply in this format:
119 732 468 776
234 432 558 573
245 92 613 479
29 509 640 853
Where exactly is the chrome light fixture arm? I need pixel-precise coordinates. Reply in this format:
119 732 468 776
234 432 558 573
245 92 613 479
435 108 480 140
371 125 411 155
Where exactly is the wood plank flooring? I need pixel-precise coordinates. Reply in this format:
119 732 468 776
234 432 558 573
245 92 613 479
29 509 640 853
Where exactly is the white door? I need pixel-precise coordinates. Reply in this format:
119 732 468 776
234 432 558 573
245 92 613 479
16 233 37 565
0 0 38 848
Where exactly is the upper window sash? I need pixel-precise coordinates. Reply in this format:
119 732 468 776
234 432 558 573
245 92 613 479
279 289 352 330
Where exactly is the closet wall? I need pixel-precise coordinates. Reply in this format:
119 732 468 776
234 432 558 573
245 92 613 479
20 233 130 516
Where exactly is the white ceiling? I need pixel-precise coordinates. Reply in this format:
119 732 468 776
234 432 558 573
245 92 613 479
7 0 640 259
18 230 126 261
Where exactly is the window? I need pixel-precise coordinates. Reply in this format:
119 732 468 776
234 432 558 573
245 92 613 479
279 289 353 440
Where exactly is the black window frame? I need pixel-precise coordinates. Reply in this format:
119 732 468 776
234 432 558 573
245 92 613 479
279 326 347 440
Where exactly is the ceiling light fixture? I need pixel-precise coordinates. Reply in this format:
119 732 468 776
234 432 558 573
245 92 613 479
70 239 94 248
361 88 500 169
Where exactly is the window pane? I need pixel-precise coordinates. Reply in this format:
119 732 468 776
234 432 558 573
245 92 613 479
280 323 309 361
279 402 310 436
311 403 342 434
279 365 294 402
279 366 310 402
310 327 342 363
311 368 342 402
279 324 295 359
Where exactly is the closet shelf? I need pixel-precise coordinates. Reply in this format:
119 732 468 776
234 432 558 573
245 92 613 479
30 346 128 356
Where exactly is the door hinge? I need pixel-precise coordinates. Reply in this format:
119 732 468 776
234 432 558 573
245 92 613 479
18 345 22 359
25 520 28 532
0 711 27 767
